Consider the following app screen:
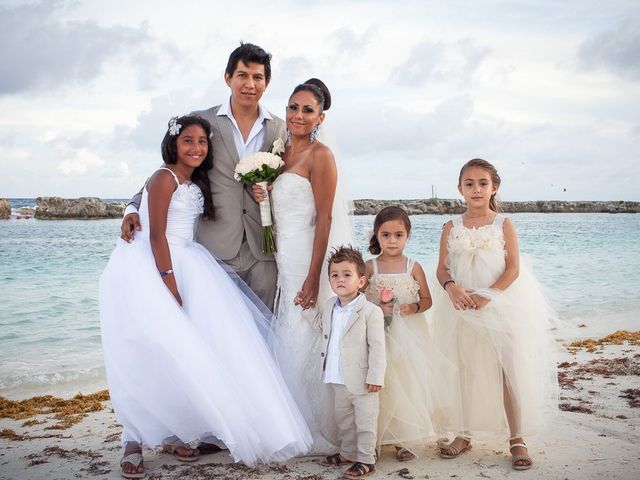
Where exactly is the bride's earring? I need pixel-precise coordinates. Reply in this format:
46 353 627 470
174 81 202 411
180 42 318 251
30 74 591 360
309 124 319 143
285 128 291 144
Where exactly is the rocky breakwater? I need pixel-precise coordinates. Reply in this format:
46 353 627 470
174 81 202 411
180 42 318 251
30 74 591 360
35 197 125 219
0 198 10 219
353 199 640 215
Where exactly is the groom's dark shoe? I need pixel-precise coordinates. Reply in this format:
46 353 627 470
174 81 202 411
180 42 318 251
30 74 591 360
197 443 224 455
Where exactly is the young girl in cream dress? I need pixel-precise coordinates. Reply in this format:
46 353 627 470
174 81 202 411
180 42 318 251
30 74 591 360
364 206 451 462
432 159 558 470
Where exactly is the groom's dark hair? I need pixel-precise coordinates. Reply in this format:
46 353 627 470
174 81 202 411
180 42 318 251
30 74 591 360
327 245 366 278
226 42 272 82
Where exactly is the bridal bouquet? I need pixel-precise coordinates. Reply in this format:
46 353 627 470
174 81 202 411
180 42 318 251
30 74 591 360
234 138 286 253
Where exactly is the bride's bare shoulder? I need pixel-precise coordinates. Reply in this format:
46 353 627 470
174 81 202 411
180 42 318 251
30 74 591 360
309 142 335 169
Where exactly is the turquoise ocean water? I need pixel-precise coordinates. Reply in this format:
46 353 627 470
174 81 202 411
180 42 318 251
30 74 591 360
1 200 639 399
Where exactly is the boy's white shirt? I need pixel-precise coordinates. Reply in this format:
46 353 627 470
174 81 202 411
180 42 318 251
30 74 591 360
323 294 362 385
316 293 386 395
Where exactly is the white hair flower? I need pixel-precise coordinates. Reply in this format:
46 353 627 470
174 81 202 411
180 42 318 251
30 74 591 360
168 116 182 136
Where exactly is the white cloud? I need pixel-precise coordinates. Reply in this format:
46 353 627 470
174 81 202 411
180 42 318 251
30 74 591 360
58 149 104 176
0 0 638 201
577 19 640 81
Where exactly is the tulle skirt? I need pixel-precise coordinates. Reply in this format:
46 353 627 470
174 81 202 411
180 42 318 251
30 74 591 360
430 258 559 439
99 238 312 466
378 312 455 451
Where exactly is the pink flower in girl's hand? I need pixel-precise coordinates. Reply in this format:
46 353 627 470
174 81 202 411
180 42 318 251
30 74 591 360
380 289 394 304
380 289 395 328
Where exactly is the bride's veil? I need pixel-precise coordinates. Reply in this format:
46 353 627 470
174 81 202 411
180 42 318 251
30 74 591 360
316 122 357 305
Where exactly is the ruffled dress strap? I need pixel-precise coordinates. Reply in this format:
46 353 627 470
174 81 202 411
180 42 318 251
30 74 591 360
405 257 416 275
493 213 506 228
452 215 463 228
371 257 379 275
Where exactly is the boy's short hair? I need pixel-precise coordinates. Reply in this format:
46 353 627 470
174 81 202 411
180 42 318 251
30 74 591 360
327 245 366 277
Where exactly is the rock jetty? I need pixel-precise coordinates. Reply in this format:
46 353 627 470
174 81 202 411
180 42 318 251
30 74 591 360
353 199 640 215
0 198 10 219
35 197 125 219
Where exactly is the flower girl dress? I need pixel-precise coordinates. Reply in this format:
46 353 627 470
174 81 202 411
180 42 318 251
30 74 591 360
430 214 558 438
365 257 452 452
100 168 312 466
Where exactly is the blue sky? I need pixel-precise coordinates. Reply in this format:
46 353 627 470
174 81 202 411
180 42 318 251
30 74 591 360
1 0 639 201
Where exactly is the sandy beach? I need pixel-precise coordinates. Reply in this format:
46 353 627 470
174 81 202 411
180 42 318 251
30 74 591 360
1 329 638 480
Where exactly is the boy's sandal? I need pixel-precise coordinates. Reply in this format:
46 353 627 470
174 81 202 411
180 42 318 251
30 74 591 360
162 442 200 462
343 462 376 478
396 447 416 462
321 453 350 466
510 442 533 470
439 438 472 459
120 452 145 479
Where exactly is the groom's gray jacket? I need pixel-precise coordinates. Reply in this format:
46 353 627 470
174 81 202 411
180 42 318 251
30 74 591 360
128 105 285 262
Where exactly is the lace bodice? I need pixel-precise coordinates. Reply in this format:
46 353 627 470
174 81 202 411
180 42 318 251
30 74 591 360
446 214 507 288
365 257 420 305
138 168 204 246
271 173 316 240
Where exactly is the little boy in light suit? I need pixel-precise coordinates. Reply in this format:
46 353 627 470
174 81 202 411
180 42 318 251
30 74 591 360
319 246 386 479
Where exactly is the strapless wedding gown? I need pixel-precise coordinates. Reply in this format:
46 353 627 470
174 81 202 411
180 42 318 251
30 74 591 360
99 169 312 466
271 172 353 451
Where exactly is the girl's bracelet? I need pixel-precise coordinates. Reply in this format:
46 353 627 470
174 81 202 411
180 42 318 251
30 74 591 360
414 302 421 313
443 279 456 290
159 269 174 277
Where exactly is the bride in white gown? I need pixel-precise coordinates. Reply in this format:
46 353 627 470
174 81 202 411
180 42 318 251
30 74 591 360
253 79 353 452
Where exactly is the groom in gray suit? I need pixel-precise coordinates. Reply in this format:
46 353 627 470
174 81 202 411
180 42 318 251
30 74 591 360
120 43 284 310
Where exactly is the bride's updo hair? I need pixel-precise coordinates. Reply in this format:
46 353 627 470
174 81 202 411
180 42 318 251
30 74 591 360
292 78 331 112
369 206 411 255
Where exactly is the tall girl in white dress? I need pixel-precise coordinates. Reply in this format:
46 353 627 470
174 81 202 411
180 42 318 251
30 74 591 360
100 116 311 478
252 79 353 452
431 159 558 471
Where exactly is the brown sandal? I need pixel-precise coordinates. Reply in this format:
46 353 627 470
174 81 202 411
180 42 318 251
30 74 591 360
321 453 350 466
343 462 375 478
197 443 223 455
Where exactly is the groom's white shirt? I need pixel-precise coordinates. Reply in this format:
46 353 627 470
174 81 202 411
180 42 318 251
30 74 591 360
217 97 272 160
123 98 273 218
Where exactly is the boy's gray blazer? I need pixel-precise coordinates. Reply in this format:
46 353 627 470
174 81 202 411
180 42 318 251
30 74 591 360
318 294 386 395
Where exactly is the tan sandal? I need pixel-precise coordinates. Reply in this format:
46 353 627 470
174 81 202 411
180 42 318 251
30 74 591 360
439 436 472 459
395 447 416 462
162 442 200 462
120 452 145 479
510 442 532 470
